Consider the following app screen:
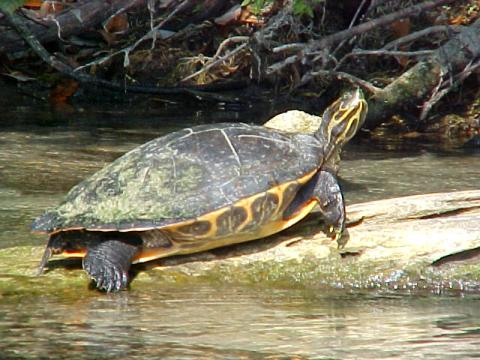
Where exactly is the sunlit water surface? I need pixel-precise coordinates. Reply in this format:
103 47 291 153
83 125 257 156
0 90 479 359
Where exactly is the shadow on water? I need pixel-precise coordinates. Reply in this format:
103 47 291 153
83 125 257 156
1 83 480 359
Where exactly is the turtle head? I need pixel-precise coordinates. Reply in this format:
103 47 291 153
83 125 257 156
315 88 367 158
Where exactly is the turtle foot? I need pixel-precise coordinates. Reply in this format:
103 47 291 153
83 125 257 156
83 240 138 292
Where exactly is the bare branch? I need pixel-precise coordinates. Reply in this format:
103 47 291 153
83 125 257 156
347 49 435 58
267 0 456 75
383 25 463 50
3 9 243 102
307 70 382 94
181 42 248 82
212 36 249 59
420 59 480 120
0 0 146 54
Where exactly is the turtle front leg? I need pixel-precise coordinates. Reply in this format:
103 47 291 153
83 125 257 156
284 169 347 246
83 239 139 292
313 170 346 246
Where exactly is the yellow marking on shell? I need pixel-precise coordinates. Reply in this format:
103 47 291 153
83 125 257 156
133 245 183 263
133 198 319 264
258 198 318 237
62 249 86 258
166 169 317 241
132 169 319 264
52 170 319 265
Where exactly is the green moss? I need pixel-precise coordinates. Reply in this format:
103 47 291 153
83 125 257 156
3 245 480 296
0 246 89 299
51 147 209 226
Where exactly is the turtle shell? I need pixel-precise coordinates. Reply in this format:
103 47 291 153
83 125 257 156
32 123 325 233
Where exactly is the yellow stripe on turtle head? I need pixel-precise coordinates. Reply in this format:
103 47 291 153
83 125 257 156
319 88 368 158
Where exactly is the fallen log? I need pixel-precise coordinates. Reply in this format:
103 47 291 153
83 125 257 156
0 0 146 54
366 19 480 129
146 190 480 292
1 190 479 294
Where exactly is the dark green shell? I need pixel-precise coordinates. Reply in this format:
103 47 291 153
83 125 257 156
32 123 325 232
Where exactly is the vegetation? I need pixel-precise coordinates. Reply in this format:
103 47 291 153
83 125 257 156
0 0 479 146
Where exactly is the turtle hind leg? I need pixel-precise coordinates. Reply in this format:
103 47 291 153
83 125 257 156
83 239 139 292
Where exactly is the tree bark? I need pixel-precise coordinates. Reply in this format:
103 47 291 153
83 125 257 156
365 19 480 129
0 0 146 54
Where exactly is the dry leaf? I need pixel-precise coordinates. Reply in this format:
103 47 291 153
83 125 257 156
23 0 43 9
49 79 79 105
104 12 129 34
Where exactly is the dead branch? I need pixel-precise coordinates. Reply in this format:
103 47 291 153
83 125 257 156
181 38 249 83
366 19 480 129
420 59 480 120
266 0 456 76
3 9 245 102
73 0 191 73
304 70 381 94
0 0 146 54
347 49 435 58
382 25 462 50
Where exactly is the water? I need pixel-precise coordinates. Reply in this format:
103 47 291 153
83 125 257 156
1 287 480 359
1 88 480 359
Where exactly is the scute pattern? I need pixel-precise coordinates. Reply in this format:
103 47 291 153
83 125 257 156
32 123 323 232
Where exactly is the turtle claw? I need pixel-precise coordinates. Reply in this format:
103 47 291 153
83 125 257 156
84 257 128 292
83 240 138 293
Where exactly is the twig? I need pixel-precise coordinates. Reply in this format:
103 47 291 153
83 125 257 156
75 0 190 72
3 10 242 101
212 36 249 59
181 42 249 82
307 70 381 94
420 59 480 120
267 0 456 75
383 25 462 50
346 49 435 57
330 0 368 60
1 0 146 54
271 42 305 54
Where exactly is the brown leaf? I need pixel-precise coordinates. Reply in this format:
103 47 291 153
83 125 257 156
49 79 79 105
390 18 411 39
23 0 43 9
104 12 129 34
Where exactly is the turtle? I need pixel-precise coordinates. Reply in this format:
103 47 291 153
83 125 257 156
32 88 368 292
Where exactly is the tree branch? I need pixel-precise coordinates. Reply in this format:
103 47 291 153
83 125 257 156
383 25 462 50
0 0 146 54
2 10 245 102
267 0 456 76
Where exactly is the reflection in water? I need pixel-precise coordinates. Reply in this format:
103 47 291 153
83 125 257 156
0 96 479 359
1 286 480 359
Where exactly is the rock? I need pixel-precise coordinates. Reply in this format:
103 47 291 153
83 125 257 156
263 110 320 134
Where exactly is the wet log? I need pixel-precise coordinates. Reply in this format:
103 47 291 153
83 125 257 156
144 190 480 292
1 190 479 294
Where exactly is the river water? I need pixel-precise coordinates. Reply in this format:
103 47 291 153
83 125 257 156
0 90 479 359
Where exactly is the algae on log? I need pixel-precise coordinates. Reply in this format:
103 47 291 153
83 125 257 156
147 190 480 292
1 190 479 294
